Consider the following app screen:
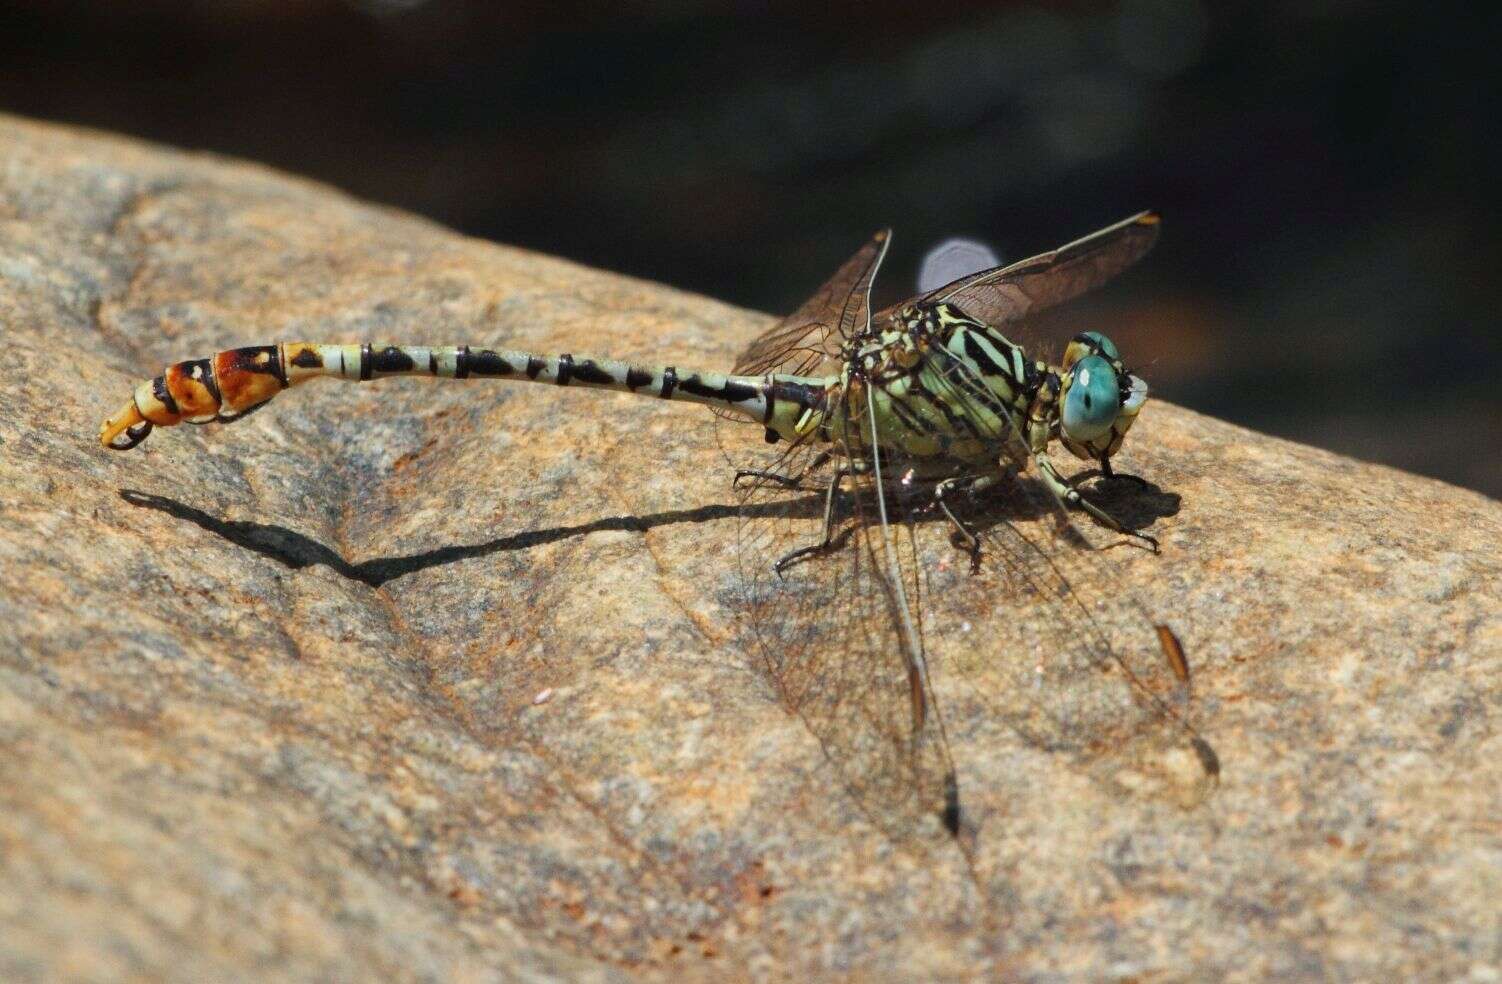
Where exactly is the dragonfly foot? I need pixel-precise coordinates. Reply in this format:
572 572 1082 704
773 542 829 577
948 528 983 573
734 468 806 491
734 450 833 491
935 477 985 573
1094 466 1152 489
1074 495 1160 554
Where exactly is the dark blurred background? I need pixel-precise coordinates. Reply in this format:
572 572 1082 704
4 1 1497 496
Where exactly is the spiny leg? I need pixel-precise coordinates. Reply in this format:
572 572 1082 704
934 474 999 573
734 449 833 491
773 465 851 576
1036 452 1159 552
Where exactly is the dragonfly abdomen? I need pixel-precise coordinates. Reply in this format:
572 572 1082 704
99 342 778 450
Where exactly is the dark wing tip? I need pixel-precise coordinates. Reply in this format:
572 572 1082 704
1191 736 1221 779
942 771 962 836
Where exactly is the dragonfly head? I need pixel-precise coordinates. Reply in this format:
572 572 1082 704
1057 331 1148 462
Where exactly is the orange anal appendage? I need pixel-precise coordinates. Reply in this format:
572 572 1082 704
99 401 148 447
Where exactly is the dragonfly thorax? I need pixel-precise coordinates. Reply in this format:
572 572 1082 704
839 308 932 381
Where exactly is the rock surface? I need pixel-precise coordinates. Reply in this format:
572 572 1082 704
2 113 1499 982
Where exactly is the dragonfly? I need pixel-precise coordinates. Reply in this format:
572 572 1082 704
99 211 1217 842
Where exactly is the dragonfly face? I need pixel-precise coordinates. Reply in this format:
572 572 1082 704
1058 331 1148 462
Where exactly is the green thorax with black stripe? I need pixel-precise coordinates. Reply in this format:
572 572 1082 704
766 303 1050 474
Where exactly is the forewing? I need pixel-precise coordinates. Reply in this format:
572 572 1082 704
879 211 1160 327
733 230 891 378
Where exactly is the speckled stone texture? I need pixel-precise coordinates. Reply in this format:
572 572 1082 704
1 114 1498 983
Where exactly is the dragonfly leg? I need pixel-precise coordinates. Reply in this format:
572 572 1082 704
1037 453 1159 553
773 466 850 576
1069 456 1150 489
934 475 997 571
734 449 833 491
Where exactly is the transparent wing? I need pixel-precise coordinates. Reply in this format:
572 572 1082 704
733 420 956 844
876 211 1160 327
922 484 1218 807
733 236 958 842
732 230 891 378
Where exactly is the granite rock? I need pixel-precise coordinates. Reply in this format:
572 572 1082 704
1 114 1498 982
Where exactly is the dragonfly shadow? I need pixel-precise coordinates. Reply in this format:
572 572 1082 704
117 487 829 588
891 470 1179 541
116 469 1173 589
1072 472 1181 532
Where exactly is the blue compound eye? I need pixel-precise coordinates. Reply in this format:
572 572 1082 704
1062 355 1120 442
1080 331 1120 362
